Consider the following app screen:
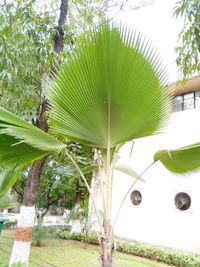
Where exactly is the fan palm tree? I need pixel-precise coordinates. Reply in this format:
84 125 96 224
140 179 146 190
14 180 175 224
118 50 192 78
0 23 173 266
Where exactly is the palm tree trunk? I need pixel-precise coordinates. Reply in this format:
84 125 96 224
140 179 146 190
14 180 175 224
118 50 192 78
101 220 114 267
100 149 115 267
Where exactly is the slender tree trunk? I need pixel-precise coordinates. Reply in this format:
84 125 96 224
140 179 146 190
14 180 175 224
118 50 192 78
101 221 114 267
9 100 48 266
9 1 68 265
75 191 82 204
100 149 116 267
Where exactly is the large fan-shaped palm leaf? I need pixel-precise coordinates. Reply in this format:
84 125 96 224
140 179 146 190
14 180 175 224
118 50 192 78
0 23 171 164
49 23 171 149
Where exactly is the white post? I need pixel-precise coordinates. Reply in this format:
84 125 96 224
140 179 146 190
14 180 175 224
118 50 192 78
9 205 36 266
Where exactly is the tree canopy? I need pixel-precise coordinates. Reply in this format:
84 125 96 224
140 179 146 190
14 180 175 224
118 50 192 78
174 0 200 78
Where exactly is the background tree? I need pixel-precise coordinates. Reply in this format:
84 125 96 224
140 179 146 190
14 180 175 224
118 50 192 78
0 0 69 264
13 144 96 218
174 0 200 78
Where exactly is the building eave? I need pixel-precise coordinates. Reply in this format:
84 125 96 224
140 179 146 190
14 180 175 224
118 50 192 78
169 76 200 96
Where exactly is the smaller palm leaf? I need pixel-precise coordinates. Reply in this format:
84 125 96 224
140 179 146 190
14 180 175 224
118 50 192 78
0 167 20 198
154 143 200 173
0 107 67 165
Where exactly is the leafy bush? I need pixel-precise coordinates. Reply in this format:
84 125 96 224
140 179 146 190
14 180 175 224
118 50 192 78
32 223 57 247
54 230 200 267
53 230 99 245
0 260 8 267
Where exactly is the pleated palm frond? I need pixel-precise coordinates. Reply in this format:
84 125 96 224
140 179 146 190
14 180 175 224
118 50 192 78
0 107 67 165
49 23 171 149
0 166 20 198
154 143 200 173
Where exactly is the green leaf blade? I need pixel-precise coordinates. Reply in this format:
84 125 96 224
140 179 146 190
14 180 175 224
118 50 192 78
154 143 200 173
0 107 67 165
0 166 21 198
49 22 171 148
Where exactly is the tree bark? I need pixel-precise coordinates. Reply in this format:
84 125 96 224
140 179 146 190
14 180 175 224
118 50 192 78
101 220 114 267
9 1 68 265
9 99 49 266
54 0 68 54
23 99 49 206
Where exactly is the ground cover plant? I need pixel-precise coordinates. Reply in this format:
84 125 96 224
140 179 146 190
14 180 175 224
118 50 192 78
53 230 200 267
0 230 173 267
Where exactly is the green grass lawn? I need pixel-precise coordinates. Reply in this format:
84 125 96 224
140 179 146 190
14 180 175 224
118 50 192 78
0 230 170 267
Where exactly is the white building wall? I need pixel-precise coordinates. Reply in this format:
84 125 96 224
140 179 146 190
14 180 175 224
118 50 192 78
92 109 200 252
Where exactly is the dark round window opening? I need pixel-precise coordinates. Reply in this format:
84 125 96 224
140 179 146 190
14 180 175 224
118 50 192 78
175 192 191 211
130 190 142 206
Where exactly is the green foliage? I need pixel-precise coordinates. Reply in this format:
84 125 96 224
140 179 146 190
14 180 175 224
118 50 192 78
0 195 15 209
0 260 8 267
174 0 200 77
54 230 200 267
49 23 171 148
0 262 26 267
3 221 17 229
13 144 95 210
0 0 56 119
0 107 67 165
0 167 20 198
115 163 143 181
32 221 56 247
67 0 106 34
117 241 200 267
53 229 99 245
154 143 200 173
10 264 26 267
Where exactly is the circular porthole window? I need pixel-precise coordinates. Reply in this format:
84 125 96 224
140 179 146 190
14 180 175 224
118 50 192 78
130 190 142 206
175 192 191 211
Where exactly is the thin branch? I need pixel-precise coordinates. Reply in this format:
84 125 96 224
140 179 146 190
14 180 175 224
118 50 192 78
72 0 82 14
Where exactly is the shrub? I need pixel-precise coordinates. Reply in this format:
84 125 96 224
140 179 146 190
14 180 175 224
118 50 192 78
0 260 8 267
54 230 200 267
32 223 58 247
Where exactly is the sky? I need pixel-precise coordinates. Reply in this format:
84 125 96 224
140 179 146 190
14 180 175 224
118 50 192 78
116 0 183 83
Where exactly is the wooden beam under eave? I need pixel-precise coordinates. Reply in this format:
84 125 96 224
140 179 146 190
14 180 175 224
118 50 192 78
169 76 200 96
